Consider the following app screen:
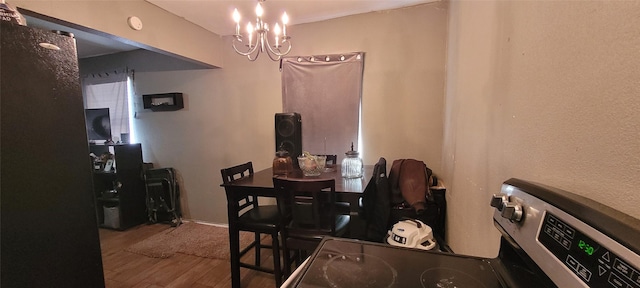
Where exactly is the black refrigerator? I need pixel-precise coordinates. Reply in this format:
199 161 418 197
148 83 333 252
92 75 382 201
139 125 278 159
0 22 105 287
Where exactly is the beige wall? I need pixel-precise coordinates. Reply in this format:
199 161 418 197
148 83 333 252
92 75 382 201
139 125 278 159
444 0 640 257
132 2 448 227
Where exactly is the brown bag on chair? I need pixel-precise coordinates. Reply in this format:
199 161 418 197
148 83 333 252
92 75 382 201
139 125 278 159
388 159 432 214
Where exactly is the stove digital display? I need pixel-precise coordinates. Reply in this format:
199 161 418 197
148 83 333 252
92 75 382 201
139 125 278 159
577 239 599 257
538 212 640 288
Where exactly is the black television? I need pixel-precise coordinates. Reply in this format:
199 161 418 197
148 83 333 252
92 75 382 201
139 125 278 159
85 108 112 141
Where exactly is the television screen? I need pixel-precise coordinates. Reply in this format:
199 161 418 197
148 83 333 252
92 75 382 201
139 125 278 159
85 108 112 141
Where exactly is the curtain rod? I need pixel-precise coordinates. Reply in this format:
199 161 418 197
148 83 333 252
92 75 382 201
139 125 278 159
82 67 132 79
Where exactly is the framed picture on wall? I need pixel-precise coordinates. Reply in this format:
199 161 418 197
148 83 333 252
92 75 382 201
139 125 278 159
85 108 112 142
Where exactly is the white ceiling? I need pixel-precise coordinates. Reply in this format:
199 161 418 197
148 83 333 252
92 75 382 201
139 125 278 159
26 0 436 58
147 0 436 36
25 15 141 59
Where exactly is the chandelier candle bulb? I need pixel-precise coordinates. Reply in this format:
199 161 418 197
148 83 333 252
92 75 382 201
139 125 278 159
274 23 281 46
282 12 289 37
255 2 263 17
232 9 240 35
274 24 280 36
246 23 253 47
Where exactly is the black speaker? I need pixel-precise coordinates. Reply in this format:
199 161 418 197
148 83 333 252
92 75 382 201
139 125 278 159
275 112 302 159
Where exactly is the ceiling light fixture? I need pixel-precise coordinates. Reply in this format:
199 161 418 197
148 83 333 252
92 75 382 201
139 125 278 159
231 0 291 61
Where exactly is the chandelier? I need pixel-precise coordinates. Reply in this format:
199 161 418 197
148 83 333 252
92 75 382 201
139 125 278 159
232 0 291 61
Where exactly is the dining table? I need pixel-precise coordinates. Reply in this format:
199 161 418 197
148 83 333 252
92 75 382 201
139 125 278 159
221 164 374 235
221 165 374 288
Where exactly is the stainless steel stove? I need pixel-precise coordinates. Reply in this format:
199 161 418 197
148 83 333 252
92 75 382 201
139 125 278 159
282 178 640 287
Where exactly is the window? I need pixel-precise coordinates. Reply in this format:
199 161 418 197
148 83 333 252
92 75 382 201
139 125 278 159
281 52 364 161
82 69 135 144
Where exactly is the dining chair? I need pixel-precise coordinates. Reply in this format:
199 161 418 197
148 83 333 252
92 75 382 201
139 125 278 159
318 154 337 166
359 157 391 242
316 154 351 215
272 177 350 271
221 162 284 288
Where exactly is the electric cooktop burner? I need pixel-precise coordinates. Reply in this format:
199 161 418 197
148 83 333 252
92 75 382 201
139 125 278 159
421 268 489 288
294 238 503 288
321 252 396 287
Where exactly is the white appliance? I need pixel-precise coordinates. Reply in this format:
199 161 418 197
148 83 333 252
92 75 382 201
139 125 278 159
386 218 437 251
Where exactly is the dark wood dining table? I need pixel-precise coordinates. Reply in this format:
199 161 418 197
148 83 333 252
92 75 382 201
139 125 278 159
221 165 374 288
221 165 374 217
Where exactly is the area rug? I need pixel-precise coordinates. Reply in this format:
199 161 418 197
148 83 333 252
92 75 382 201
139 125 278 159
125 222 259 259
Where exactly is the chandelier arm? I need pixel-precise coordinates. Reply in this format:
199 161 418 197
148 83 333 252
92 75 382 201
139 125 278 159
246 52 259 61
263 37 292 61
247 36 266 61
232 36 260 57
267 40 292 56
262 36 281 61
266 49 281 61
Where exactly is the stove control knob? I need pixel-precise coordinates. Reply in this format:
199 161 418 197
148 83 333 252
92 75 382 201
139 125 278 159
490 194 509 211
501 202 523 222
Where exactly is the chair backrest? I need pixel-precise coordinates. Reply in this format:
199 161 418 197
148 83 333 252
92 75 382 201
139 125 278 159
318 154 338 166
361 157 391 242
145 167 177 186
273 177 338 236
221 162 254 184
145 167 179 204
221 162 256 216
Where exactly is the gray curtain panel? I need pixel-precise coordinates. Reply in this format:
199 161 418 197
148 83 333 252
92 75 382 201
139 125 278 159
281 52 364 162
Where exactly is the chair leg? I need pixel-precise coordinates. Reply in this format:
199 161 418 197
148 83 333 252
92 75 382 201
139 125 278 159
254 232 261 266
295 249 308 266
272 232 282 287
282 236 292 276
295 250 302 266
228 225 241 288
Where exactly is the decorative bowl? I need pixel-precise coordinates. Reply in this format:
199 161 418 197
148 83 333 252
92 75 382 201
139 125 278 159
297 155 327 177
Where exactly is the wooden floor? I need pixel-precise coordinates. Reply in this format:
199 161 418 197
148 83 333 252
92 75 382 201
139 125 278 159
99 223 280 288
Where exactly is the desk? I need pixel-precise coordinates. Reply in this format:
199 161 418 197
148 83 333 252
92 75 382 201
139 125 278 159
221 166 373 288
